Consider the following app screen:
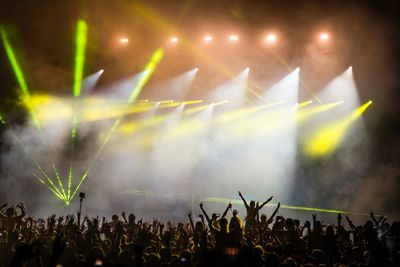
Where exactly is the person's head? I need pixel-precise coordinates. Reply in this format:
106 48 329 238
5 207 16 217
325 225 334 236
364 220 374 233
250 201 256 208
285 218 295 230
219 218 228 232
314 220 323 233
111 214 119 222
229 216 243 232
195 221 204 232
128 214 135 224
211 213 219 221
260 214 267 223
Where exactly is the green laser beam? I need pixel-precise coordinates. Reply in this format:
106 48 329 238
73 20 88 97
1 27 67 199
33 174 66 202
0 27 29 96
128 48 164 103
69 49 164 202
69 119 121 201
0 114 65 200
68 19 88 195
201 197 369 216
69 19 88 195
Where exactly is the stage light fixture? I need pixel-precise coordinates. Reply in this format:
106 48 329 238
170 36 179 44
119 37 129 44
319 32 330 42
265 33 277 45
204 35 213 43
228 34 239 43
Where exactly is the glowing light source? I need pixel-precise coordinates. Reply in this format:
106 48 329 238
265 33 277 45
319 32 330 42
228 34 239 43
170 36 179 44
204 35 213 43
119 37 129 44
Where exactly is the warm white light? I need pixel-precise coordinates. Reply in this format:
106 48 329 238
265 33 277 44
120 37 129 44
204 35 213 43
170 36 179 44
319 32 330 42
228 34 239 42
99 69 104 74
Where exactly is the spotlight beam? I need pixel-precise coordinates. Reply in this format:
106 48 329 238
304 101 372 157
130 3 266 102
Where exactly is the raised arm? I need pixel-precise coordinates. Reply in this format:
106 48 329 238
266 202 280 225
370 211 380 227
199 202 211 225
238 191 250 210
345 215 356 230
0 203 7 211
16 202 26 219
188 211 195 231
221 202 232 218
258 196 273 210
121 212 128 223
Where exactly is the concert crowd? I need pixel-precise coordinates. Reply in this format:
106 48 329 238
0 192 399 267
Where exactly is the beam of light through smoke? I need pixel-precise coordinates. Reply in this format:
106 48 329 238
304 101 372 157
73 19 88 98
68 49 164 202
1 27 68 199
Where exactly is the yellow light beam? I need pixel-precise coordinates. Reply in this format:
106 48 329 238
304 101 372 157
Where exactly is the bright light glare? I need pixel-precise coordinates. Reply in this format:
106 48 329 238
204 35 213 43
228 34 239 42
120 37 129 44
170 36 179 44
265 33 277 44
319 32 330 42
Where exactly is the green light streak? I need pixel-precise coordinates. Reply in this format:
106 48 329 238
0 113 66 201
0 27 41 128
69 49 164 202
0 27 29 96
202 197 369 216
33 174 66 202
1 27 68 200
73 20 88 97
69 119 121 201
128 48 164 103
67 166 73 200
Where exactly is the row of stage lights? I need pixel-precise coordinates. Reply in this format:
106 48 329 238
118 32 331 46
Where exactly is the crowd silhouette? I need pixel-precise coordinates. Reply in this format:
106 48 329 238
0 193 399 267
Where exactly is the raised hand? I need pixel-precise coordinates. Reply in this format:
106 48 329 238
228 202 232 209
